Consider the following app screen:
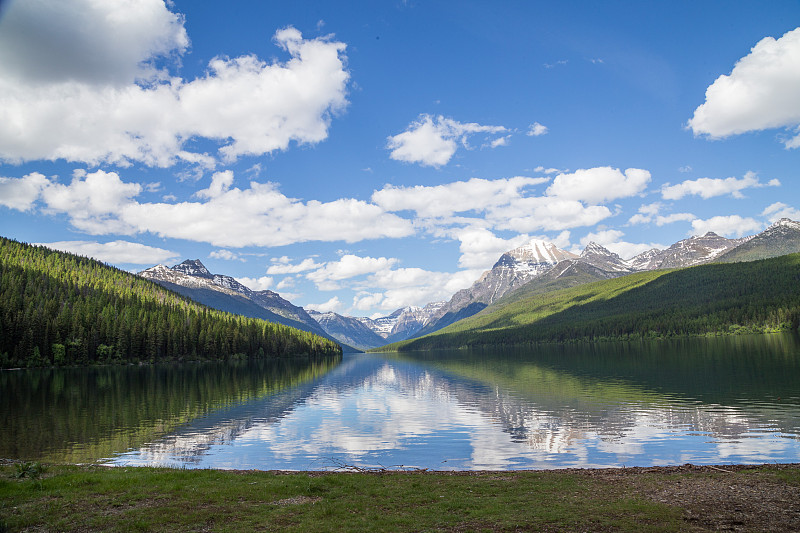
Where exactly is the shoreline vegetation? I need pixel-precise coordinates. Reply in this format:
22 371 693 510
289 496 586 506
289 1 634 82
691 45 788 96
0 237 341 368
380 253 800 352
1 461 798 531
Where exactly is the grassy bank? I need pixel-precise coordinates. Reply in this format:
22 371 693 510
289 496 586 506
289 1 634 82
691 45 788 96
1 462 798 532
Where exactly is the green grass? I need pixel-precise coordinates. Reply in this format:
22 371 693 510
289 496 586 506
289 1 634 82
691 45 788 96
0 464 688 532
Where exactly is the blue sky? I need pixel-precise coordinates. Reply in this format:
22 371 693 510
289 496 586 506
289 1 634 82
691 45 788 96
1 0 799 318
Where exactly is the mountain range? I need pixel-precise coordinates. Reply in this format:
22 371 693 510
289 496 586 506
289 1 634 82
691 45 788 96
138 218 800 351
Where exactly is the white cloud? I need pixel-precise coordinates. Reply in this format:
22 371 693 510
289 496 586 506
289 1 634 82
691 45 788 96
353 268 480 313
534 166 562 175
209 249 245 261
546 167 651 204
37 240 177 265
40 170 142 234
489 135 511 148
386 114 507 167
306 296 342 313
0 172 50 210
236 276 274 291
527 122 548 136
452 228 533 269
307 255 399 288
690 215 763 238
0 0 188 86
0 2 349 167
353 293 385 313
628 203 695 226
688 27 800 148
661 171 779 200
373 175 613 235
0 170 414 247
196 171 235 199
372 176 548 219
266 257 321 275
654 213 696 226
761 202 800 223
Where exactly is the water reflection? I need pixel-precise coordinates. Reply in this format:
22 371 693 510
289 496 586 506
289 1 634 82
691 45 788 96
106 334 800 470
0 356 341 462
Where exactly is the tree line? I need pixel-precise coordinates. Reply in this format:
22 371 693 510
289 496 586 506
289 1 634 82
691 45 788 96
391 253 800 351
0 237 341 367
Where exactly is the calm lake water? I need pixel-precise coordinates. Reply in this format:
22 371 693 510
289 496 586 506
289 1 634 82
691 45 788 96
2 334 799 470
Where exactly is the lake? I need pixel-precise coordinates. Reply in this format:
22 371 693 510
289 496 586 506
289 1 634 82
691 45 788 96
2 333 799 470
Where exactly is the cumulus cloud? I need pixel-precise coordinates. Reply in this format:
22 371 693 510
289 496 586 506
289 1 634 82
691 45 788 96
36 240 177 265
0 170 414 247
209 249 245 261
266 257 321 275
0 172 50 210
350 268 479 313
688 27 800 148
628 203 696 226
761 202 800 223
386 115 507 167
451 228 533 269
0 1 349 166
372 171 645 236
372 176 548 219
527 122 548 136
236 276 274 291
306 296 342 313
546 167 651 204
306 255 399 289
661 171 780 200
690 215 763 237
0 0 188 86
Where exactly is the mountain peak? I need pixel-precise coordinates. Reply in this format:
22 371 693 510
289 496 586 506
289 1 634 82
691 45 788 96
172 259 212 278
501 239 578 266
770 218 800 231
581 241 614 257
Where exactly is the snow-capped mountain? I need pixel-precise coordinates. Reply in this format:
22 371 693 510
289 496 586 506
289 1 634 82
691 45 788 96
627 248 662 271
717 218 800 263
579 242 633 273
414 240 578 337
308 310 386 351
356 302 446 343
138 260 341 348
640 232 746 270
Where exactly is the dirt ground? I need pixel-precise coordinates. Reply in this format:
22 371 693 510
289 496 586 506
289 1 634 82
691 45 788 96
547 463 800 532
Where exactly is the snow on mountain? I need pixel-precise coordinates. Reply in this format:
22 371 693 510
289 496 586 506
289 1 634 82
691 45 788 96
643 232 743 270
308 310 386 351
356 302 445 342
579 242 633 272
628 248 662 271
138 259 337 347
171 259 213 279
717 218 800 263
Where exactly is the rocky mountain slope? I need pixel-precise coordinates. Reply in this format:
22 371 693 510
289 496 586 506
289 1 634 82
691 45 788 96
138 260 351 350
403 221 797 342
307 310 386 351
354 302 446 345
716 218 800 263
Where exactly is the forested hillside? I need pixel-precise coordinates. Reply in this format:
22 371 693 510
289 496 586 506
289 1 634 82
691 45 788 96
0 237 341 367
384 253 800 351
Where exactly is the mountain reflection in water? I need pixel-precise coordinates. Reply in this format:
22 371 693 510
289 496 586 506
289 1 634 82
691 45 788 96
105 334 800 470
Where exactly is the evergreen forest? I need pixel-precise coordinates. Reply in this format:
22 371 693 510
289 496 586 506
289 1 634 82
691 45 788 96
0 237 341 367
385 253 800 351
